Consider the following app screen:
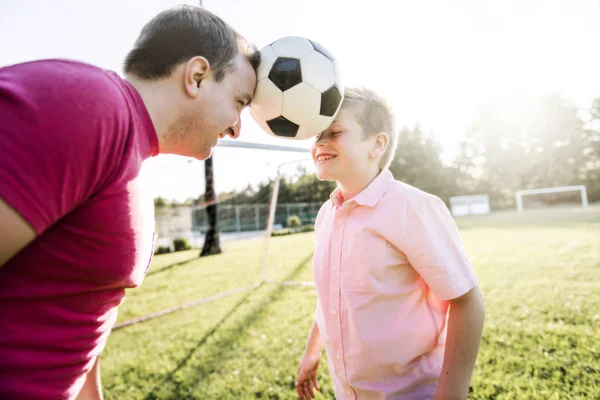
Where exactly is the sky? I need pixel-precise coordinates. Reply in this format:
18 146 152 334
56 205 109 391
1 0 599 201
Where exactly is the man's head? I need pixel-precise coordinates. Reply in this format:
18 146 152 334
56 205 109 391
124 5 260 159
311 87 397 182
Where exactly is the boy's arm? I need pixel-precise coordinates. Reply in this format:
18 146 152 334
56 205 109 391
394 197 484 399
296 319 324 399
303 319 324 357
0 198 36 267
75 357 103 400
434 286 485 400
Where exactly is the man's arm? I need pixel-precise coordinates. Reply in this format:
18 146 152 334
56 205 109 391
0 198 36 267
434 286 485 400
75 357 103 400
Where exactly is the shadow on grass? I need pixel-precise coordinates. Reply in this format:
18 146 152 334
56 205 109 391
143 252 314 400
146 256 200 277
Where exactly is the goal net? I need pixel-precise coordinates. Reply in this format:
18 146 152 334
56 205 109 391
116 141 322 329
515 185 588 211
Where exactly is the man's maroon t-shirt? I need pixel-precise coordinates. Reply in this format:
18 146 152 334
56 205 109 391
0 59 159 399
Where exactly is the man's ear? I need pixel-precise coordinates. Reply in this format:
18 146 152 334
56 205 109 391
183 56 211 98
370 132 389 160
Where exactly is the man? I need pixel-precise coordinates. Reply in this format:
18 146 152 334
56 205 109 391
0 5 259 399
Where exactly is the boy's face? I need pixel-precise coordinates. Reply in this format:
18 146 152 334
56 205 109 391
311 106 378 182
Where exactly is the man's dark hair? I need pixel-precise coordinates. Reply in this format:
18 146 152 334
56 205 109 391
124 5 260 82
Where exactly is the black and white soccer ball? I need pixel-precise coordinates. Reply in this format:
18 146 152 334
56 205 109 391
250 36 344 140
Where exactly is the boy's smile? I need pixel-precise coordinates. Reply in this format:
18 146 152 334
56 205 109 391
311 108 373 183
315 153 337 163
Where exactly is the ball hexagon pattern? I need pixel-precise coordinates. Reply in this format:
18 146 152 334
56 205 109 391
250 36 344 140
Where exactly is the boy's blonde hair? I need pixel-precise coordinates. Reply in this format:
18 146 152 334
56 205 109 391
341 87 398 169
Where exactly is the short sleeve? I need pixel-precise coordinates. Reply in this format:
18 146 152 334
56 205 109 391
400 197 478 300
314 201 330 234
0 61 127 234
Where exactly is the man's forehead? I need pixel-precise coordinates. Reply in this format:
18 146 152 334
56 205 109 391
235 56 257 96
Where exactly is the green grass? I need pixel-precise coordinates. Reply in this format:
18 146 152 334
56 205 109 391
102 206 600 399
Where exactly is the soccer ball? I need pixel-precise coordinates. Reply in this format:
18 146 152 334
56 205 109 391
250 36 344 140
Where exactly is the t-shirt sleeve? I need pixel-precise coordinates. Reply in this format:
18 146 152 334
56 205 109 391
0 64 126 234
400 196 478 300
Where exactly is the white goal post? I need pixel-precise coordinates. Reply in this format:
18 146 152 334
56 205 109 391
515 185 588 211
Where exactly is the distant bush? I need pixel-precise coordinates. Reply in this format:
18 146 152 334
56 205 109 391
271 228 293 237
287 215 301 229
173 237 191 252
271 224 315 236
300 224 315 232
154 246 171 255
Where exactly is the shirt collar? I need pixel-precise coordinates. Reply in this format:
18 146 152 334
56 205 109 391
330 169 394 209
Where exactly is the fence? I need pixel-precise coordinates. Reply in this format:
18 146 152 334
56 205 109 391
191 202 321 233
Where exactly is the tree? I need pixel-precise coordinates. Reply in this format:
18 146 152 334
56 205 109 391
154 197 167 208
388 125 460 202
200 155 221 257
582 97 600 202
457 94 590 208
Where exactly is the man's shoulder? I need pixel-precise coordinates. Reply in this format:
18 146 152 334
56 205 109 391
2 58 115 78
0 58 143 181
0 59 135 141
2 59 111 79
1 59 126 106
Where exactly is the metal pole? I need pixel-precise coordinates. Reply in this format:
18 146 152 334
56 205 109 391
581 186 589 207
260 158 311 283
217 140 310 153
262 169 282 283
255 204 260 230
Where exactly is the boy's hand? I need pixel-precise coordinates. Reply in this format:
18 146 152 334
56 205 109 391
295 352 321 399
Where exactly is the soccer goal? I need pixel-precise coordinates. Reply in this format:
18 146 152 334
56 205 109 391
115 141 317 329
515 185 588 212
261 158 316 287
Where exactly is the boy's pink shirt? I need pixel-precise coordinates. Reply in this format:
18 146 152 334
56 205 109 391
313 169 478 400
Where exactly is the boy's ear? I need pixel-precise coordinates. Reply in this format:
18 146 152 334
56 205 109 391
370 132 389 160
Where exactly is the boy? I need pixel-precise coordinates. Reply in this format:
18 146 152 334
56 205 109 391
295 87 485 400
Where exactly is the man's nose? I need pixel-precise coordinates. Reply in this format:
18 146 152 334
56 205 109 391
229 118 241 139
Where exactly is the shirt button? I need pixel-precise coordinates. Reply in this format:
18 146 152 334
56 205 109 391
330 308 337 315
332 264 338 270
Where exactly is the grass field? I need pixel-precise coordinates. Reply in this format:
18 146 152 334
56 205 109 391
102 206 600 399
